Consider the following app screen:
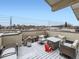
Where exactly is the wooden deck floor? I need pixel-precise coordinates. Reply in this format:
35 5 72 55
18 42 73 59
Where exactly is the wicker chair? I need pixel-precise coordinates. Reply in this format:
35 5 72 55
59 39 79 59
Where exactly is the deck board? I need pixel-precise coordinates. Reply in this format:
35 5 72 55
18 42 79 59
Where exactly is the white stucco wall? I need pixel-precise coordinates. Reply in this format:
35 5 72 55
1 32 22 48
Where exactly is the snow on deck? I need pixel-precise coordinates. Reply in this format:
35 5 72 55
18 42 66 59
1 42 79 59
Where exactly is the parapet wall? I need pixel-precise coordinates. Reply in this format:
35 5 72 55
48 31 79 40
0 31 22 48
0 30 79 48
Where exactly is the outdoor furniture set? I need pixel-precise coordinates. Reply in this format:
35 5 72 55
60 39 79 59
41 36 79 59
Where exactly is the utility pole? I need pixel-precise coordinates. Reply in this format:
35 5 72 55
10 16 12 29
48 21 51 36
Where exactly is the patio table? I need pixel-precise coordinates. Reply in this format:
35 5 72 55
47 37 61 50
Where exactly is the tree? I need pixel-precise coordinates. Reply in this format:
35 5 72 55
65 22 67 27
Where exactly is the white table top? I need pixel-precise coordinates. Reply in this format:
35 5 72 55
47 37 61 42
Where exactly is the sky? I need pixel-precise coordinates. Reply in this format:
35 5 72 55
0 0 79 26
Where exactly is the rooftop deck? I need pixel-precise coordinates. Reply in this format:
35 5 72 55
1 42 79 59
18 42 78 59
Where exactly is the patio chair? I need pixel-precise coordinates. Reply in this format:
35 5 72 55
44 43 52 52
59 39 79 59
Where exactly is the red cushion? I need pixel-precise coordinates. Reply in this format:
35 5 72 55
44 43 52 52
